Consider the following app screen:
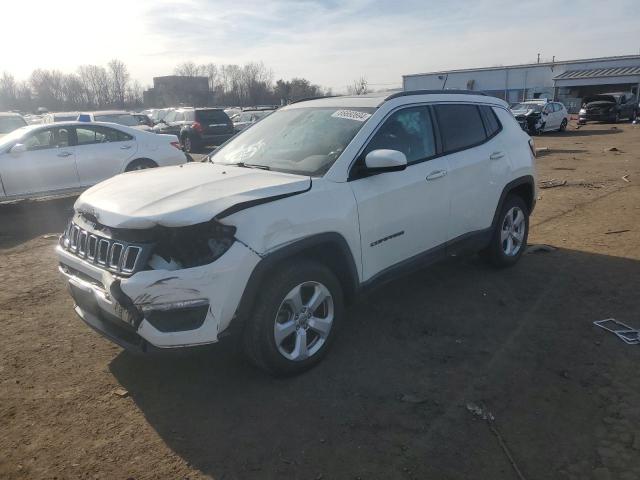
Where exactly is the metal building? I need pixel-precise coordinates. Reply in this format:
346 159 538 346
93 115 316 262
403 54 640 112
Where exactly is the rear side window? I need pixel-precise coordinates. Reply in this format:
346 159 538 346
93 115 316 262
363 106 436 164
479 106 501 138
197 110 230 124
435 104 486 153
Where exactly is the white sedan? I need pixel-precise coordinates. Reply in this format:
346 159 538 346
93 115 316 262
0 122 187 202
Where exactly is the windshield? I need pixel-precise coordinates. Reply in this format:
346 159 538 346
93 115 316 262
511 103 543 112
212 107 374 176
0 116 27 134
95 114 138 126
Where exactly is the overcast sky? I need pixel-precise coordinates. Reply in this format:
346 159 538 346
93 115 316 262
2 0 639 92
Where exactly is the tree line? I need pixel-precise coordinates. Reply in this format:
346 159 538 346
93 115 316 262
0 60 143 113
171 61 333 107
0 58 369 113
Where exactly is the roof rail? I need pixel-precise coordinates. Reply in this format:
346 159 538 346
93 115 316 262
290 95 338 104
385 89 487 101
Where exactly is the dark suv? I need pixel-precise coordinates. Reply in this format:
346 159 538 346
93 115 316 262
153 108 235 153
578 92 638 124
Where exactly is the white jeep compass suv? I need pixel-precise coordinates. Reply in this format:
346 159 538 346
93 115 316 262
56 90 536 375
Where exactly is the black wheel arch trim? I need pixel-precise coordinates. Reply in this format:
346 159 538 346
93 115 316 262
228 232 359 336
491 175 536 229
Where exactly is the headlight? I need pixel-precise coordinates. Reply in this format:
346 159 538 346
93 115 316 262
151 221 236 269
579 108 586 115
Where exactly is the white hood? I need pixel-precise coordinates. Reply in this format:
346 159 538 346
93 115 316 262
75 163 311 229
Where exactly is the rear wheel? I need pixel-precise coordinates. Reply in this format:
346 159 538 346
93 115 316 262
482 195 529 268
558 118 568 132
243 260 343 376
125 158 157 171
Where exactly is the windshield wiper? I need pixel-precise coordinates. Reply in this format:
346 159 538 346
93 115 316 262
233 162 270 170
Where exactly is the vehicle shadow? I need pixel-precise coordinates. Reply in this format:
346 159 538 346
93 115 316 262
0 197 76 249
109 247 640 480
546 128 623 137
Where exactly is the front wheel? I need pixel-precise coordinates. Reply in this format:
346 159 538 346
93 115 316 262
482 195 529 268
243 260 344 376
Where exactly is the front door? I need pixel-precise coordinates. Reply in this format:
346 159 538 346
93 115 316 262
349 105 451 281
73 125 138 186
0 126 79 197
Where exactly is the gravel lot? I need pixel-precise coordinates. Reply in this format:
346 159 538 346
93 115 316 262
1 122 639 480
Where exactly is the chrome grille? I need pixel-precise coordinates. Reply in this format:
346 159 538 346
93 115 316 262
62 222 150 275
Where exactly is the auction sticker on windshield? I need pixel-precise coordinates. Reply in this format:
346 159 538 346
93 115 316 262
331 110 372 122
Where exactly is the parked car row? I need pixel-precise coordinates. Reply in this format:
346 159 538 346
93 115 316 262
509 92 639 134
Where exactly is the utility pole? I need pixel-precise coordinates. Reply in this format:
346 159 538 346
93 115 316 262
537 53 541 64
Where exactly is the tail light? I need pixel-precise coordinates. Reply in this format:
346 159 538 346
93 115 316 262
170 141 182 150
192 121 204 134
528 138 536 158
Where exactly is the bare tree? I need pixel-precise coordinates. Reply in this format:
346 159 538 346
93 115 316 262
108 59 130 108
347 76 368 95
0 72 18 109
174 61 206 77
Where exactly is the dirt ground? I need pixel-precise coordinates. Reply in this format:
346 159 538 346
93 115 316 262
1 121 639 480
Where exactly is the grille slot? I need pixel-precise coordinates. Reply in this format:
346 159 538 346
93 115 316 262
62 222 150 276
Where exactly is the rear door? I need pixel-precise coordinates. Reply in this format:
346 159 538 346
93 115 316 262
73 125 137 186
435 104 507 239
0 126 79 196
350 105 451 280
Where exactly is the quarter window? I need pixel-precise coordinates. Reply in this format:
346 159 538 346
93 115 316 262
434 104 486 153
363 106 436 165
479 106 501 138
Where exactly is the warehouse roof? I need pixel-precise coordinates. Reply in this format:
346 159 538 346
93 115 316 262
403 54 640 78
553 66 640 80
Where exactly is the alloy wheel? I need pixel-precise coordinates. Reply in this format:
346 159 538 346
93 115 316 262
273 281 334 361
501 206 526 256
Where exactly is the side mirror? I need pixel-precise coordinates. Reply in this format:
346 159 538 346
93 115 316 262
10 143 26 154
365 149 407 172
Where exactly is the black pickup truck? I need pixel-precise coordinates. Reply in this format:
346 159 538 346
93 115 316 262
578 92 638 124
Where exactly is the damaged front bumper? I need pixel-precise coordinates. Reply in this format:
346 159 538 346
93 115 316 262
56 241 260 352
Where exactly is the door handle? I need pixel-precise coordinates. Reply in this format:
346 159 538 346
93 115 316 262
120 145 132 150
57 151 72 157
490 152 505 160
426 170 447 181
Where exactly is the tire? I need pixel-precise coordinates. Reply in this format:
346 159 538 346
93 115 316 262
558 118 568 132
536 122 545 135
631 110 638 123
482 195 529 268
243 260 344 376
182 135 199 154
125 158 157 171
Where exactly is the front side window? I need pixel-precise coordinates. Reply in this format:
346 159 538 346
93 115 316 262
434 104 486 153
24 127 70 151
212 106 375 176
363 106 435 164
